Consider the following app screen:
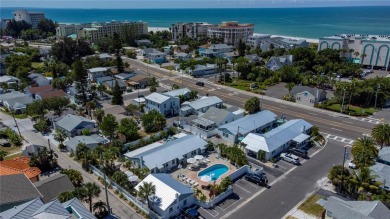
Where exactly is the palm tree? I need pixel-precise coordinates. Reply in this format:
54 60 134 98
0 150 8 161
371 122 390 149
83 182 101 212
351 136 378 167
328 165 350 191
111 171 131 190
97 84 107 97
57 191 75 202
54 128 67 150
137 181 156 208
93 200 108 217
61 169 84 187
125 104 139 116
86 101 96 118
93 109 105 125
349 167 381 195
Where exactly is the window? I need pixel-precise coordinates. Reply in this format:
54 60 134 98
169 207 173 212
164 103 166 108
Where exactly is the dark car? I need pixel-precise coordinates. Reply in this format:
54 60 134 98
196 82 204 86
290 148 309 159
244 173 268 186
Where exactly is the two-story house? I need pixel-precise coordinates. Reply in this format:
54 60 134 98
144 92 180 116
290 85 327 107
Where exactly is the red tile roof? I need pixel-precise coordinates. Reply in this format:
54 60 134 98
0 157 41 180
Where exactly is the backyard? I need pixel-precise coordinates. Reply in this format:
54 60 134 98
317 99 377 116
298 194 326 218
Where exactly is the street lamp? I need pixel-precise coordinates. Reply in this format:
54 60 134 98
340 145 348 194
374 84 381 109
340 88 346 114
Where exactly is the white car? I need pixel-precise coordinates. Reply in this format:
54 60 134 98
280 153 300 165
348 161 357 169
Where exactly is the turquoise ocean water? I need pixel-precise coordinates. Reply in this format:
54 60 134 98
1 7 389 39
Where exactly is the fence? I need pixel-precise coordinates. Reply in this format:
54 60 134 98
124 132 162 150
88 165 162 219
228 165 251 181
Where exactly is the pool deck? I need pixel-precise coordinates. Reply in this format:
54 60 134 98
170 153 237 188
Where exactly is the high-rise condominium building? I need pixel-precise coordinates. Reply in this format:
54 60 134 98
13 9 45 28
207 21 254 46
171 22 217 41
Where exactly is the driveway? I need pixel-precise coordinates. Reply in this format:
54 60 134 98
264 83 288 99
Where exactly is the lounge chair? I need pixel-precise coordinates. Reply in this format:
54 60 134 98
204 159 211 163
193 182 199 187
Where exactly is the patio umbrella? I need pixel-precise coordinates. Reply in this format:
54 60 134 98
187 157 197 164
200 175 212 182
194 155 204 160
128 175 139 182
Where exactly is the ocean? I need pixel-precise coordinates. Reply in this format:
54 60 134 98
1 7 390 39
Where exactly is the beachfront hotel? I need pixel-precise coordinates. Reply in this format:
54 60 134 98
171 22 217 41
207 21 254 46
318 34 390 70
56 21 148 42
13 9 45 28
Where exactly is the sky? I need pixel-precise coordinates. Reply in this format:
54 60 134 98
2 0 390 8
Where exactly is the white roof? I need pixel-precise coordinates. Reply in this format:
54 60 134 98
88 67 108 73
133 97 145 103
124 142 163 158
145 92 171 104
185 96 222 110
292 133 310 143
243 133 268 152
135 174 193 211
164 88 191 97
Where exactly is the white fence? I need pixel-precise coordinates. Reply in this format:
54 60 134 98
228 165 251 181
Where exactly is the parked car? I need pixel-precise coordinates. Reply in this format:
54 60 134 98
244 173 268 186
290 148 309 159
196 81 204 86
348 161 357 169
280 153 300 165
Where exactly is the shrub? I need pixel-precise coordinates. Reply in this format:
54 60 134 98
114 190 119 195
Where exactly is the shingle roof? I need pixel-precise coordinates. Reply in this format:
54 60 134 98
200 106 232 124
242 119 312 153
62 198 96 219
290 85 326 99
0 91 25 102
26 85 54 95
104 79 126 88
88 67 108 73
370 163 390 190
135 174 193 211
0 174 42 206
0 157 41 180
6 96 33 109
31 199 70 217
65 135 106 152
0 76 20 83
38 89 67 99
145 92 171 104
124 135 207 169
218 110 277 135
127 75 151 82
56 114 95 132
324 196 390 219
378 147 390 163
184 96 222 111
34 174 75 203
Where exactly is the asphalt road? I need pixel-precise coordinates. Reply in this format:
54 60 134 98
0 112 142 219
124 58 376 218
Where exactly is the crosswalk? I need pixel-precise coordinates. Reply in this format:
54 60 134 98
357 117 384 124
321 132 355 146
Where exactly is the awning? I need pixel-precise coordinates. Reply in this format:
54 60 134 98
245 144 261 153
292 133 310 144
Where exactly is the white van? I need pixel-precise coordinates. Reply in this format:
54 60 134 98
280 153 300 165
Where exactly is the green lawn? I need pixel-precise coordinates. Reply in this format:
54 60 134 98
298 194 325 217
32 62 44 69
0 108 28 119
317 99 377 116
226 78 267 93
0 146 21 154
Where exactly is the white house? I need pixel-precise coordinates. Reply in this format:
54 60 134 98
135 174 194 219
144 92 180 116
174 52 191 61
87 67 108 81
189 64 217 77
265 55 293 71
180 96 223 116
164 88 191 99
242 119 312 160
124 134 207 173
290 85 327 107
218 110 277 143
147 52 167 64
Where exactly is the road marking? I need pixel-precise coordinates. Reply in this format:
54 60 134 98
240 179 260 189
331 128 343 131
217 198 242 212
234 183 251 193
200 207 219 217
308 113 317 116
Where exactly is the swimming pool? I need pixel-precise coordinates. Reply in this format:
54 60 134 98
198 164 229 182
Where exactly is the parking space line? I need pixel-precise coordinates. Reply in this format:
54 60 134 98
240 179 260 189
234 183 251 193
216 198 242 212
200 207 219 217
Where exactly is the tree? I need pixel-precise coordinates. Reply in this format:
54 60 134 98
244 97 261 114
351 136 378 167
137 181 156 208
93 200 108 218
33 118 50 133
112 32 124 73
141 110 166 133
93 109 105 124
5 19 32 37
111 80 124 105
4 54 32 78
61 169 84 187
37 18 56 36
371 122 390 149
238 39 246 57
349 167 381 195
82 182 101 212
125 104 139 115
51 37 94 65
54 128 67 149
29 147 57 172
46 96 70 116
71 59 88 105
285 82 295 94
149 85 157 93
328 165 350 192
118 118 139 142
52 77 71 89
100 114 118 141
0 150 8 161
111 171 131 190
126 50 137 59
57 191 75 203
97 84 107 97
75 143 90 161
86 101 96 118
220 177 232 191
26 99 47 117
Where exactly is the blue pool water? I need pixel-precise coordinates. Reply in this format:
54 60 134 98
198 164 229 182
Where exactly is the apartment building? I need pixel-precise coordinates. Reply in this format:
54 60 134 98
56 21 148 42
246 34 271 48
207 21 254 46
318 34 390 70
13 9 45 28
171 22 216 41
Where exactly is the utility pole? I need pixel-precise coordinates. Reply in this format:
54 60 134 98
374 84 381 108
47 139 52 151
340 88 346 114
11 112 22 137
340 146 348 194
100 156 111 216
